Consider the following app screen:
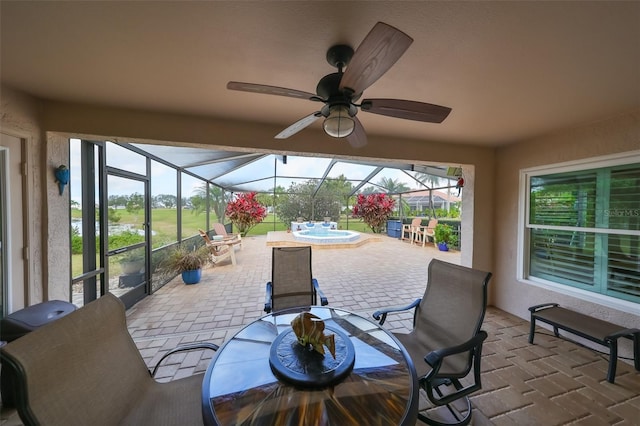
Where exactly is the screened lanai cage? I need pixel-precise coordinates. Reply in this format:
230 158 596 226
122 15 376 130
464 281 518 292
126 143 462 221
68 139 463 306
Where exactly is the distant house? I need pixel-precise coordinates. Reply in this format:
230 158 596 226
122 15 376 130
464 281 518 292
400 190 461 213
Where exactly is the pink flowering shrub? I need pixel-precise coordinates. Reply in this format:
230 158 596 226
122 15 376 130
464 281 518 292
352 193 396 233
225 192 267 235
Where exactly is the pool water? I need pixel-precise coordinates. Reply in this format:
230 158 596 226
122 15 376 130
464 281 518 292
301 227 350 236
293 228 360 243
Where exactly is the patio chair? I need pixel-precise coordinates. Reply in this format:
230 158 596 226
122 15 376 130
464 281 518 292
213 222 242 248
414 218 439 247
199 229 237 265
402 217 423 242
264 246 328 314
0 293 218 426
373 259 492 426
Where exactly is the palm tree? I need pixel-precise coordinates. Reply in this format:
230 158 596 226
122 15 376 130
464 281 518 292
414 173 442 190
414 173 444 217
192 182 230 222
377 177 410 194
375 177 410 217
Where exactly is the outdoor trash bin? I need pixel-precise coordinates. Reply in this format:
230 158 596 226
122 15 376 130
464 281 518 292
1 300 76 407
387 220 402 238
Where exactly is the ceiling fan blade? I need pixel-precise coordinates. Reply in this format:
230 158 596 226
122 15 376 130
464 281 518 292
274 112 322 139
361 98 452 123
339 22 413 96
227 81 317 101
346 117 367 148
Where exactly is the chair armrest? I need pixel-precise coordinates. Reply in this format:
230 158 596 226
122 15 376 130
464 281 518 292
313 279 328 306
528 303 559 313
151 342 219 377
424 330 488 374
372 298 421 325
264 282 273 313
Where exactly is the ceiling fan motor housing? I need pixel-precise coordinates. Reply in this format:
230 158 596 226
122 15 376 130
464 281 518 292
317 73 358 118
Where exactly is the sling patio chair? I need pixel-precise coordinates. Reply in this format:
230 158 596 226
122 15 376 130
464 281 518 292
264 246 328 314
402 217 423 242
373 259 492 426
0 293 218 426
413 218 439 247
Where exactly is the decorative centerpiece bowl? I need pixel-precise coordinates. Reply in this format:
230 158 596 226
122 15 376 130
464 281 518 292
269 312 355 388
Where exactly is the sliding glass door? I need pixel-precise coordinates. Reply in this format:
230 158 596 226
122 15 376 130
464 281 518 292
106 173 150 308
71 140 152 309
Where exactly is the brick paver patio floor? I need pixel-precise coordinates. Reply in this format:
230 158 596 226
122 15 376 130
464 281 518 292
127 234 639 425
2 233 638 425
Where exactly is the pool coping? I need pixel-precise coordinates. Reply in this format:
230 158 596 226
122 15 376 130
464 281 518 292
266 231 384 249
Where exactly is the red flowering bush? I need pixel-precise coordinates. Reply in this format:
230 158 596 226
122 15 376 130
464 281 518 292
352 193 396 233
225 192 267 235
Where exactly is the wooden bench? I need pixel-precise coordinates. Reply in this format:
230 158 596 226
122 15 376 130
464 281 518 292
529 303 640 383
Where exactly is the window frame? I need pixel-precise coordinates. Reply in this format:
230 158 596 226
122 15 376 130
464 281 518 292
517 151 640 316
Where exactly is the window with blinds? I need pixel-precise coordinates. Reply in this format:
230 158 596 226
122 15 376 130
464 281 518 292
525 161 640 304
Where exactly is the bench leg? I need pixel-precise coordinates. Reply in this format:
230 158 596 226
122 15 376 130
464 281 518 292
606 339 618 384
529 317 536 344
634 334 640 372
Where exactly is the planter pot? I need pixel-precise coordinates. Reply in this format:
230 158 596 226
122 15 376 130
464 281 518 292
181 268 202 285
437 242 449 252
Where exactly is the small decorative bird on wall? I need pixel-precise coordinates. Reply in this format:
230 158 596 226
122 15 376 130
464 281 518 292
54 165 69 195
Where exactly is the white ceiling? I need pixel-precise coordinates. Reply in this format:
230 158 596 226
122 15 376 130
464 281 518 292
2 1 639 147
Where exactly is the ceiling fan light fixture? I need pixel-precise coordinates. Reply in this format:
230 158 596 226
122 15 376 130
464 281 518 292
323 105 355 138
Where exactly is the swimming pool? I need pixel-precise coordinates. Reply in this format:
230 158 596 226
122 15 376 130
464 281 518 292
292 228 360 244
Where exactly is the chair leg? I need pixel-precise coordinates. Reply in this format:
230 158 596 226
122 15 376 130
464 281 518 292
418 380 474 426
418 395 472 426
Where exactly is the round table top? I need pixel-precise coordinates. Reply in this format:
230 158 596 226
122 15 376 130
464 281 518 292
202 306 418 426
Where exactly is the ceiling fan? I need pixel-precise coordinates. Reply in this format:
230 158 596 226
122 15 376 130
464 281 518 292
227 22 451 148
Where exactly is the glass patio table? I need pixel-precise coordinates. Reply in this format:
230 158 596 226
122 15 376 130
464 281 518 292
201 306 418 426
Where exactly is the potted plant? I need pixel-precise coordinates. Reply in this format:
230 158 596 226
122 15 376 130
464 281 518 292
164 245 210 284
434 223 453 251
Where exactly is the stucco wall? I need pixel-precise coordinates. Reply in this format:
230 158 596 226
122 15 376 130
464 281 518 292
494 109 640 357
45 133 71 301
0 85 47 306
